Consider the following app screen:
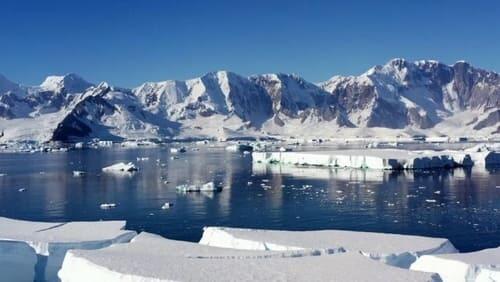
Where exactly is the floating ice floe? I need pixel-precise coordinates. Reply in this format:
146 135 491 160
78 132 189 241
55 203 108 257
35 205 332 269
58 232 439 282
170 147 186 153
200 227 457 268
102 162 138 173
100 203 117 209
161 202 173 209
176 182 222 193
411 247 500 282
0 217 136 282
252 148 496 170
72 170 86 177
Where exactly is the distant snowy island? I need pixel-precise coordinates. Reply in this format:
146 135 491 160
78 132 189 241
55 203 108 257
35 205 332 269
0 58 499 145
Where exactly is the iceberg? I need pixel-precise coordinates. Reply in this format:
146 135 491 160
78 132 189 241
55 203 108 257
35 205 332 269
102 162 138 173
200 227 457 268
252 149 481 170
0 217 136 282
59 232 439 282
411 247 500 282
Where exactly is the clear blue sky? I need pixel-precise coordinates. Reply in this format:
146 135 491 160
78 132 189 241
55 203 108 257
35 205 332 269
1 0 499 87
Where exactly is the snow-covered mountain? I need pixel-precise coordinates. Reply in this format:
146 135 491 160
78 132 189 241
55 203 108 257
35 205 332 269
321 59 499 132
0 59 498 142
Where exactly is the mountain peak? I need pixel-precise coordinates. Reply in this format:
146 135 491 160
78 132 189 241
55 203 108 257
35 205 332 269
40 73 93 94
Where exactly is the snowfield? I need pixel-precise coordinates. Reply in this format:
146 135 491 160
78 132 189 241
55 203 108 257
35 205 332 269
59 232 440 282
0 217 136 282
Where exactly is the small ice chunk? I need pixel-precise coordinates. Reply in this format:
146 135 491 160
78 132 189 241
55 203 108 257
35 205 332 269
100 203 117 209
425 199 437 203
102 162 138 173
73 171 86 177
161 202 173 209
176 182 222 193
170 147 186 153
18 188 26 192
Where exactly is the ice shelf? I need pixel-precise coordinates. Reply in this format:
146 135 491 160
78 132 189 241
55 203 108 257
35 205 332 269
0 217 137 282
252 148 499 170
199 227 458 268
411 247 500 282
58 232 440 282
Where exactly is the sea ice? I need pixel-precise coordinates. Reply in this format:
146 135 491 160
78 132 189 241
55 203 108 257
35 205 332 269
58 232 439 282
200 227 457 268
0 217 136 282
411 247 500 282
102 162 138 173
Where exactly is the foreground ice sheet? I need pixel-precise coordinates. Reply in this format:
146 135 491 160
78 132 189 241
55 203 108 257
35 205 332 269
0 217 136 282
0 240 37 282
411 247 500 282
59 232 440 282
200 227 457 268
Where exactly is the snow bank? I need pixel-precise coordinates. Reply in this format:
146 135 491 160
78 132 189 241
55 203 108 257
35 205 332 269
102 162 138 173
411 247 500 282
252 149 481 170
200 227 457 268
59 232 439 282
0 217 136 282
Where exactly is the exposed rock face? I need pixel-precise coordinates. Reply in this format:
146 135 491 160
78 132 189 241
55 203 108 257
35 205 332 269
320 59 499 130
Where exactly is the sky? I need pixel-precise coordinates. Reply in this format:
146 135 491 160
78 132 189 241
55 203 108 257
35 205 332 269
1 0 499 88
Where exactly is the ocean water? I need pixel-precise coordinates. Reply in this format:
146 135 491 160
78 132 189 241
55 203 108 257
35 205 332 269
0 145 499 252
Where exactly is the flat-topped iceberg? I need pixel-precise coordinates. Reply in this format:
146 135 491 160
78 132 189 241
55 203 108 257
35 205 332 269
0 217 136 282
200 227 457 268
59 232 439 282
411 247 500 282
102 162 138 173
252 149 484 170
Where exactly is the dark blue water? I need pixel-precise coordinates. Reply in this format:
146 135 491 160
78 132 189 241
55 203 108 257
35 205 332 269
0 146 499 252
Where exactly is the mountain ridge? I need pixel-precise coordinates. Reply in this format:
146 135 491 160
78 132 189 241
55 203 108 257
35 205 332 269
0 59 498 142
